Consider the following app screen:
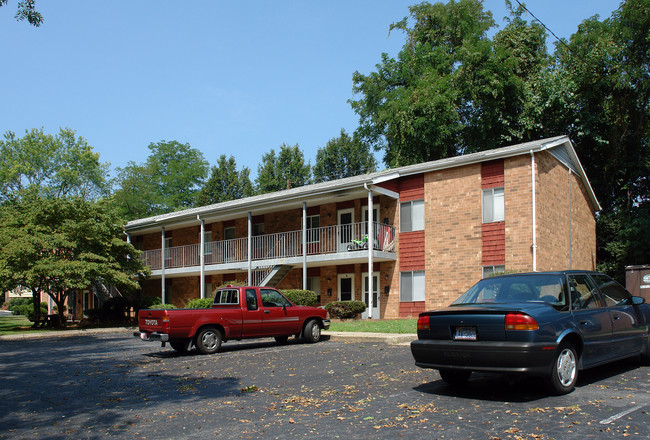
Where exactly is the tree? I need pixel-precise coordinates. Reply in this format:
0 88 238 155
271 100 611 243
0 0 43 27
113 140 208 219
0 127 110 202
313 129 378 183
349 0 551 166
0 193 147 326
195 155 253 206
255 143 311 193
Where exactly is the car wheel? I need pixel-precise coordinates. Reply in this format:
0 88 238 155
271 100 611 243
640 335 650 365
169 340 191 353
274 335 289 344
302 319 321 343
548 342 578 395
195 327 222 355
439 369 471 386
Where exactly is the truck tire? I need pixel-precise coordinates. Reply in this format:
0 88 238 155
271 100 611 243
302 319 321 343
195 327 222 355
170 340 191 353
274 335 289 344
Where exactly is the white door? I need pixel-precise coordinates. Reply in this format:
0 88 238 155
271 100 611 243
338 274 354 301
337 208 354 252
362 272 380 319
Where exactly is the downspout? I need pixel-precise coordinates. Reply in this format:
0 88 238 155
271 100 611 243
161 226 166 304
569 169 573 269
302 202 307 290
530 151 537 272
364 183 374 319
198 216 205 299
247 212 252 284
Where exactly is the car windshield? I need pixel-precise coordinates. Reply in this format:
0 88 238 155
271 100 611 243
453 274 567 310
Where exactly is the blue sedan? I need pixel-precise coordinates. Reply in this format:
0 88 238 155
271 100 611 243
410 271 650 394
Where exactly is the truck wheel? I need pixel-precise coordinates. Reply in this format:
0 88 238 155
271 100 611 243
195 327 222 355
274 335 289 344
548 342 578 395
170 340 191 353
302 319 321 343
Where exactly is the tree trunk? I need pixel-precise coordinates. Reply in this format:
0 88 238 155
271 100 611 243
52 293 68 327
30 288 42 328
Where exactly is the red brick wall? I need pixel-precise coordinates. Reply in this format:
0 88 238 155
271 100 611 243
482 222 506 265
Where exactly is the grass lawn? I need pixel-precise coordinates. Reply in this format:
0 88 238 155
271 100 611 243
0 314 42 335
328 318 417 334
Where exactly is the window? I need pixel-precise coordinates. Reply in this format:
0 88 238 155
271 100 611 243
214 289 239 305
591 273 632 307
203 231 212 256
400 271 425 302
245 289 258 310
400 200 424 232
482 187 504 223
260 289 292 307
307 215 320 243
567 274 601 310
483 265 506 278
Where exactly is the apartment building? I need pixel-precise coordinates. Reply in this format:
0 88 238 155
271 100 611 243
124 136 600 319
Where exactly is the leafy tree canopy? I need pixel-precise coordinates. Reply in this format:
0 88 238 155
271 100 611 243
0 127 110 202
0 0 43 27
195 155 253 206
255 143 311 193
313 129 378 183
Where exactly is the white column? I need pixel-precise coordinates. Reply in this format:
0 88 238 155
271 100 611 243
161 226 166 304
367 188 374 319
530 151 537 272
302 202 307 290
199 218 205 299
248 212 252 284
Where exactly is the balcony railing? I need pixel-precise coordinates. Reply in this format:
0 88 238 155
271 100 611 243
140 221 396 271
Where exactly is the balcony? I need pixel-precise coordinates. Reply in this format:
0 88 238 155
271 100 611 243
140 221 396 273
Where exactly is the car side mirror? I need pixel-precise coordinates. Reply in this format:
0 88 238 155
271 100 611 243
631 296 645 306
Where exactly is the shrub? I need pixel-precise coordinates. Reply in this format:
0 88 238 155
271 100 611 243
149 303 178 309
324 301 366 319
185 298 213 309
8 298 48 322
282 289 318 306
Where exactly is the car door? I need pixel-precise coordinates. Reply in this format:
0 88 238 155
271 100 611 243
567 273 613 367
259 288 302 336
241 288 264 338
590 273 646 358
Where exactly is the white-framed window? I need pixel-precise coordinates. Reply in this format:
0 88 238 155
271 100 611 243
400 200 424 232
400 271 425 302
203 231 212 256
482 265 506 278
164 237 172 261
482 187 504 223
307 215 320 243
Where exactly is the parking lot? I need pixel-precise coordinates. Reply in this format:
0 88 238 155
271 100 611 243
0 332 648 439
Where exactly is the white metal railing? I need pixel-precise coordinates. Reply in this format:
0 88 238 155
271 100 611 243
140 222 396 271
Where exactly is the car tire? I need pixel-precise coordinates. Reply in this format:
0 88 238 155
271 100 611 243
170 340 191 353
439 369 471 386
195 327 222 355
640 335 650 365
548 342 578 395
274 335 289 344
302 319 321 343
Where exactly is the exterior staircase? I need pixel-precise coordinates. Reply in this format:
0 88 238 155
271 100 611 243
259 265 293 287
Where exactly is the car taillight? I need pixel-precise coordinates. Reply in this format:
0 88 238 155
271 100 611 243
417 315 430 331
162 313 170 331
504 313 538 331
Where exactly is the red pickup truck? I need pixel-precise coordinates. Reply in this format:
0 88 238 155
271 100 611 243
134 286 331 354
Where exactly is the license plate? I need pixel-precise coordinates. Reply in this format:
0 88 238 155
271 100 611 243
454 326 477 341
144 319 157 326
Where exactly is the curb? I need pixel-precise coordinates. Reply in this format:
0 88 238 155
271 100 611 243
0 327 136 341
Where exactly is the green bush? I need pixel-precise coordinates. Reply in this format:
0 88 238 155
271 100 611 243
149 303 178 310
324 301 366 319
185 298 213 309
8 298 48 322
282 289 318 306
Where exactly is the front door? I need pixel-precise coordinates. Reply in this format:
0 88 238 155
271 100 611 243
337 208 354 252
338 274 354 301
362 272 380 319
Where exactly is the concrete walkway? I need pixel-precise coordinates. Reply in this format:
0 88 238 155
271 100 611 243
0 326 416 345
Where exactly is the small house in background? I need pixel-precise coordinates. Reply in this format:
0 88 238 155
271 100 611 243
125 136 600 319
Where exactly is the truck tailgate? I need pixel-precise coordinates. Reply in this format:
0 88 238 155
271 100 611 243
138 309 167 333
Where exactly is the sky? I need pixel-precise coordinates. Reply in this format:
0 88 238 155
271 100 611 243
0 0 622 180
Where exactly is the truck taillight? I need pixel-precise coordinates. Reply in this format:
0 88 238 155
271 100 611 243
417 315 430 331
326 311 331 320
162 313 170 331
504 313 538 331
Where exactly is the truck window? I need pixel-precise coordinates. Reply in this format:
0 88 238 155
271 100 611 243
246 289 258 310
260 289 291 308
214 289 239 305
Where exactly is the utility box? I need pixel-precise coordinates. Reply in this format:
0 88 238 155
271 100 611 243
626 265 650 302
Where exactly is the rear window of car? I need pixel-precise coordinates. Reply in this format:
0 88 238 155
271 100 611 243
453 274 566 309
214 289 239 305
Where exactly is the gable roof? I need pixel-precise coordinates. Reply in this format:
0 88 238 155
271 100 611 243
125 136 600 233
